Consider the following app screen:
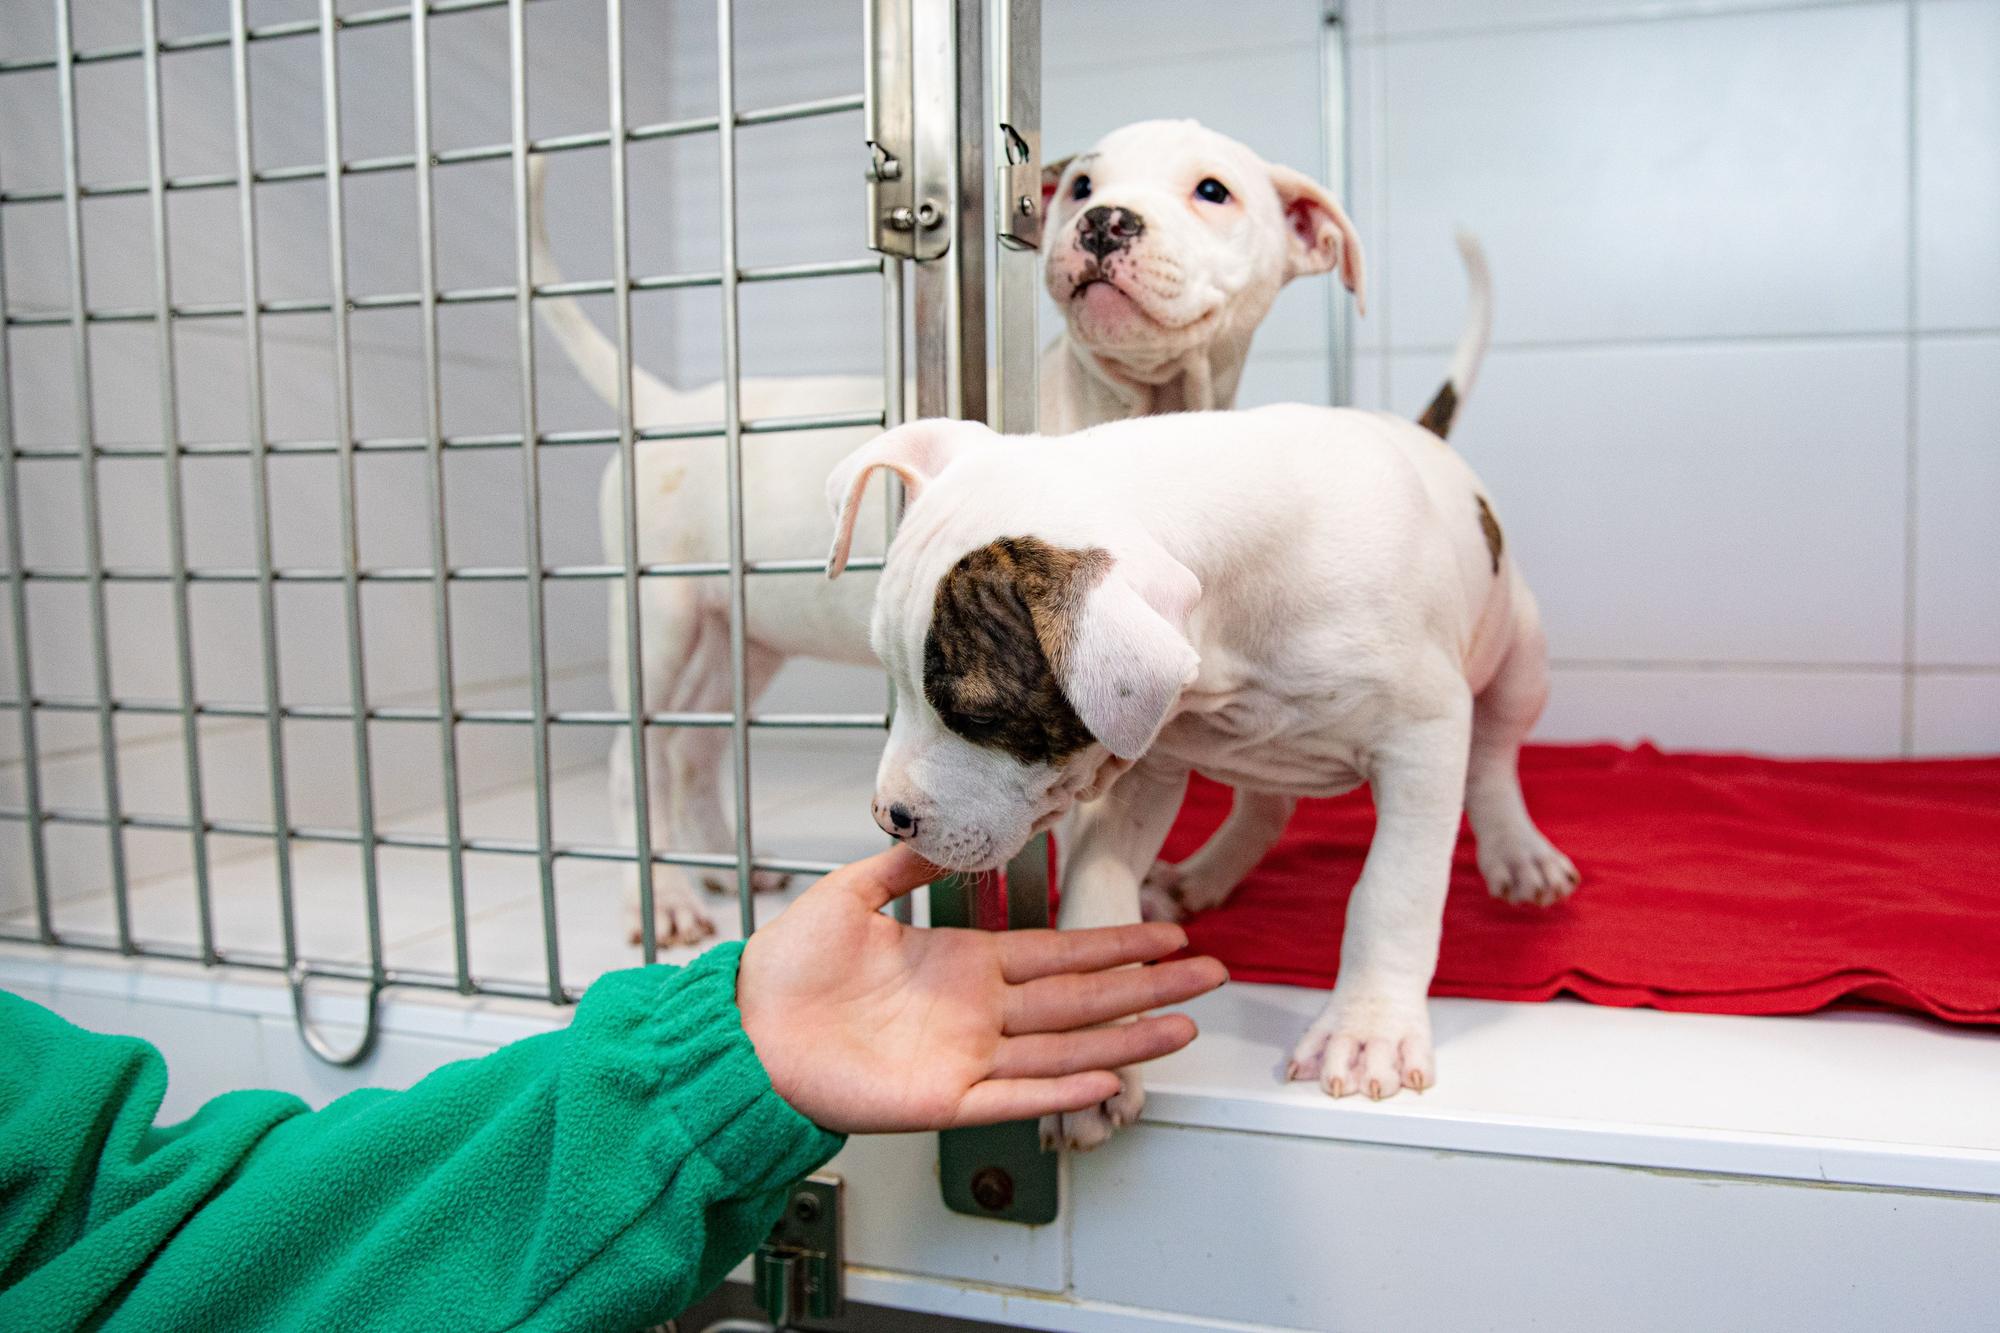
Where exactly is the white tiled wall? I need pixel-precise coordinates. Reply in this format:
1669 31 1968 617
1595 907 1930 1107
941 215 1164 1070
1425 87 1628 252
1342 0 1998 757
2 1 1995 912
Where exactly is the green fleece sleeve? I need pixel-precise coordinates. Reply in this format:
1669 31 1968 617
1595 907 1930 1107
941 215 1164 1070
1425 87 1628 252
0 943 844 1333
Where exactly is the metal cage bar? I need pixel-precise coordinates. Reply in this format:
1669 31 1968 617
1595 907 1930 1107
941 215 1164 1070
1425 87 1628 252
140 0 216 964
54 0 135 952
0 149 53 942
605 0 658 962
1 257 883 327
0 803 844 879
0 102 864 206
319 0 388 1003
0 0 933 1042
507 0 565 1005
716 0 757 939
410 0 474 994
228 0 303 974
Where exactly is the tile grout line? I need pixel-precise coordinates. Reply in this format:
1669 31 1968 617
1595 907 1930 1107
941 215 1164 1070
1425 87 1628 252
1351 0 1890 48
1899 0 1921 755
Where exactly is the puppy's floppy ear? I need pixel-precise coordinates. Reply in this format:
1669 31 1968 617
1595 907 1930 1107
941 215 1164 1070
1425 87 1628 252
825 419 982 579
1053 542 1202 760
1267 163 1367 316
1040 153 1076 214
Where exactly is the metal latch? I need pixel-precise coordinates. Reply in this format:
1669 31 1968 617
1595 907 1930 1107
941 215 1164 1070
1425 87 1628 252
996 121 1040 252
752 1175 843 1329
864 0 950 260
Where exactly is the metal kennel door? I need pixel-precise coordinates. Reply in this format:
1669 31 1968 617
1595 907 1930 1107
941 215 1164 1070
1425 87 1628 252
0 0 1038 1063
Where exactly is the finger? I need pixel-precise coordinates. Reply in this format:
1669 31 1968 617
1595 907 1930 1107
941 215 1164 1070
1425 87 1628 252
991 1013 1197 1080
998 921 1189 983
952 1072 1122 1128
1004 956 1227 1035
831 844 944 914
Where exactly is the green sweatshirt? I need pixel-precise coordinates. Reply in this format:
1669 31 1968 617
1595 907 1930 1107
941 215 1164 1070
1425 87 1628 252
0 943 844 1333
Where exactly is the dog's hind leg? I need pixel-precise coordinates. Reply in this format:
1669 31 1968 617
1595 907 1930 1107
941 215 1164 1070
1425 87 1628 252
611 578 717 947
656 619 790 898
1140 790 1295 922
1465 590 1577 908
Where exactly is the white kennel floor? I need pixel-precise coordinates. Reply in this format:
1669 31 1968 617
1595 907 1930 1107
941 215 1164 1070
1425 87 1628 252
6 743 2000 1331
2 735 888 992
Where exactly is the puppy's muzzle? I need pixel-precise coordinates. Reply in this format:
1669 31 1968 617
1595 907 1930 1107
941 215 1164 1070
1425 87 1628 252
1077 205 1145 259
873 799 919 841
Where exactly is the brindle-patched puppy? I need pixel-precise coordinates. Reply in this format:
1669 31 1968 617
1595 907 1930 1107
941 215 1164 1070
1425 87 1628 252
824 241 1577 1150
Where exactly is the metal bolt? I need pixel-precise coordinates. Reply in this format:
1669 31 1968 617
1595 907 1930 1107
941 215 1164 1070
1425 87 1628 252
915 201 942 229
885 206 916 232
1017 195 1036 216
792 1192 821 1224
969 1166 1014 1212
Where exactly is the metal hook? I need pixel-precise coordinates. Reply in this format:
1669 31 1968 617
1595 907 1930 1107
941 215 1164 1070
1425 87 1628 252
287 963 383 1067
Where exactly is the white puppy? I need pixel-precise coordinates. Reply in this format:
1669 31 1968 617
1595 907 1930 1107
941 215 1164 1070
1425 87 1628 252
530 120 1364 944
827 254 1577 1149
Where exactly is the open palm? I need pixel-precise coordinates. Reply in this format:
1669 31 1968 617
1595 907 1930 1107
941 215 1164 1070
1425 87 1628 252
737 845 1225 1134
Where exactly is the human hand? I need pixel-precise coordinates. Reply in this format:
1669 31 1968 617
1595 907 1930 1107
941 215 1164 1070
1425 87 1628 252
737 845 1226 1134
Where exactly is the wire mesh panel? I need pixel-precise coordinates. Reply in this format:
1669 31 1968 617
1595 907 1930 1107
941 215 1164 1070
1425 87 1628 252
0 0 945 1054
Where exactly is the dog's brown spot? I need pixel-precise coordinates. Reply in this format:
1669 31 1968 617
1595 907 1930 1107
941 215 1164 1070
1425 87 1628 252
1417 381 1458 439
1476 494 1503 574
924 536 1111 766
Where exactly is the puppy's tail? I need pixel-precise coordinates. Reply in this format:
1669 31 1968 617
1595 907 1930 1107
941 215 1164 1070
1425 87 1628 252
1415 231 1491 441
528 154 637 414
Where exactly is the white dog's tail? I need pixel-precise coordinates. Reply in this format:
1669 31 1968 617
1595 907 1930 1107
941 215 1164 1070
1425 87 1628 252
528 154 654 413
1415 231 1491 441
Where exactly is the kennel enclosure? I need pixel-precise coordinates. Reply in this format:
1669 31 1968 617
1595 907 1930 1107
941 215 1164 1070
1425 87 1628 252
3 3 1999 1331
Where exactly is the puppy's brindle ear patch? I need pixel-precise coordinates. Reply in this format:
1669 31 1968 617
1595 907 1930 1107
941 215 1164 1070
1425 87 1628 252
923 537 1109 767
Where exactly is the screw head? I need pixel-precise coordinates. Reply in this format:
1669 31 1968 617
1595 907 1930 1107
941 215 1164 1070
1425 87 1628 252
969 1166 1014 1212
1017 195 1036 216
915 201 942 229
792 1192 821 1223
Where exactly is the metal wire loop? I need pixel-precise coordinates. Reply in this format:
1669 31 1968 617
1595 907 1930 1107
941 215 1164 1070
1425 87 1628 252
287 962 384 1068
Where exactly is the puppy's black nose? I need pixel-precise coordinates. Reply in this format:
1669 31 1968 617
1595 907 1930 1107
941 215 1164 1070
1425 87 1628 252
1077 205 1145 258
874 800 918 840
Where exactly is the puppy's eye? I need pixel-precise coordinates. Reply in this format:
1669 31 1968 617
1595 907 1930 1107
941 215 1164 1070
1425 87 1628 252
1194 177 1231 204
1070 174 1092 202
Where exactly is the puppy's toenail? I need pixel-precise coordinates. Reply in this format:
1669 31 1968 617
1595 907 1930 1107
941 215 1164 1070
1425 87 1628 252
1368 1079 1386 1100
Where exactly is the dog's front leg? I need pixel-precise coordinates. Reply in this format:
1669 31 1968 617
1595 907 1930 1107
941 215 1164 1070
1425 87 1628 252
1043 760 1192 1151
1289 698 1471 1100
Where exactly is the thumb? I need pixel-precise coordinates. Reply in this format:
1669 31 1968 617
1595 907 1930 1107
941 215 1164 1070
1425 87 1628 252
840 843 944 913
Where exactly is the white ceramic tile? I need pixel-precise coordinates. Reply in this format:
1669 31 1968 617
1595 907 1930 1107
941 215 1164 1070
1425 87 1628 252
1393 338 1909 665
1539 666 1905 756
1233 352 1341 409
1914 335 2000 665
1379 4 1909 347
1910 672 2000 756
1916 0 2000 330
1044 0 1321 72
1373 0 1879 40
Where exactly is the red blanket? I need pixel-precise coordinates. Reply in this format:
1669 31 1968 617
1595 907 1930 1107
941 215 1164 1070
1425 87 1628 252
1160 744 2000 1025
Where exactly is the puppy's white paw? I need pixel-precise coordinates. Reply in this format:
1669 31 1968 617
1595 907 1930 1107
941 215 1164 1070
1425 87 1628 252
1287 993 1434 1100
1478 827 1579 908
700 868 792 897
627 872 718 948
1139 858 1235 923
1039 1068 1146 1152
